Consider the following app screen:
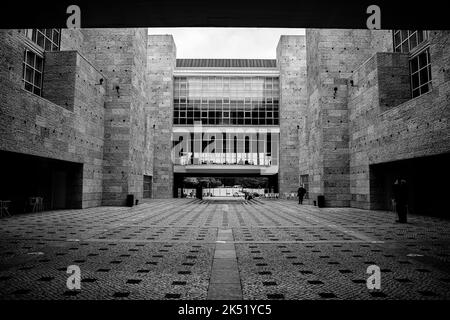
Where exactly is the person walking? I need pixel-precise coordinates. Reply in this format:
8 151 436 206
297 184 307 205
393 179 408 223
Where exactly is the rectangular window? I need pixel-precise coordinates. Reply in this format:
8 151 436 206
410 48 432 98
22 49 44 96
143 175 152 199
173 75 280 126
393 30 431 99
393 30 428 53
24 29 61 52
21 29 60 97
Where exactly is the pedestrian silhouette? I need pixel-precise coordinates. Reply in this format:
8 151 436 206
297 185 306 204
393 178 408 223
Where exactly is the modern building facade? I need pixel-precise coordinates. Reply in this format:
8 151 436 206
0 28 449 216
172 59 281 196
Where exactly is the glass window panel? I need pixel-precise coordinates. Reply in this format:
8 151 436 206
25 66 33 82
401 30 408 41
417 31 424 43
33 86 41 95
394 31 401 46
37 32 45 48
45 40 52 51
419 68 429 84
410 57 419 73
411 73 419 89
409 32 418 50
420 83 429 95
26 51 34 65
401 41 408 53
24 81 33 92
34 71 41 85
52 29 60 43
418 51 427 67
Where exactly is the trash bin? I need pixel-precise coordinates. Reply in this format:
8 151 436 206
126 194 134 207
317 195 325 208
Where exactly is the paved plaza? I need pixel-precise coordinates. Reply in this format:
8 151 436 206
0 199 449 300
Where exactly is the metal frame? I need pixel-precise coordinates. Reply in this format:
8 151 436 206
173 75 280 126
20 29 61 96
393 30 432 99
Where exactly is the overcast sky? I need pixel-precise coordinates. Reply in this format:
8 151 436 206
147 28 305 59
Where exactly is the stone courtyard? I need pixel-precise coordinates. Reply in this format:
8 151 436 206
0 199 449 300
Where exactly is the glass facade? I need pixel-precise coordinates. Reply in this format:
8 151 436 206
173 76 279 125
172 130 279 166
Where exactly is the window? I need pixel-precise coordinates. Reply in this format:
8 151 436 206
25 29 61 52
143 176 152 199
410 49 432 98
173 76 280 125
393 30 428 53
21 29 60 96
22 49 44 96
393 30 431 99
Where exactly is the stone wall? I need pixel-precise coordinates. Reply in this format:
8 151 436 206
0 30 106 208
348 31 450 209
80 28 152 205
276 35 307 197
303 29 393 207
147 35 176 198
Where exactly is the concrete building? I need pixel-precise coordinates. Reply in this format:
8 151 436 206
0 29 448 216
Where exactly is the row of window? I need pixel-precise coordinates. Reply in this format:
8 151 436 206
174 118 279 125
393 30 427 53
19 30 432 104
172 133 277 165
24 29 61 52
174 76 280 101
175 98 279 104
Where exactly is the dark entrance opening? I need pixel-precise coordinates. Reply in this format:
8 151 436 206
143 175 152 199
173 173 278 198
370 152 450 218
0 150 83 213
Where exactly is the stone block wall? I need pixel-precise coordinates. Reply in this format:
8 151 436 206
348 52 410 208
303 29 393 207
80 28 152 205
128 29 151 201
348 31 450 209
0 30 106 208
147 35 176 198
276 35 307 197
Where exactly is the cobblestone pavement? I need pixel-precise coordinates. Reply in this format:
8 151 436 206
0 198 449 300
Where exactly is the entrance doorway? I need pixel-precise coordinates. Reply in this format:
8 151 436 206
370 153 450 218
0 150 83 213
173 174 278 198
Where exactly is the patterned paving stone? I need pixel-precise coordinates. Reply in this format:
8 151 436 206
0 198 449 300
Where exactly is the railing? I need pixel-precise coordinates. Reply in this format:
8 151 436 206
174 153 274 166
